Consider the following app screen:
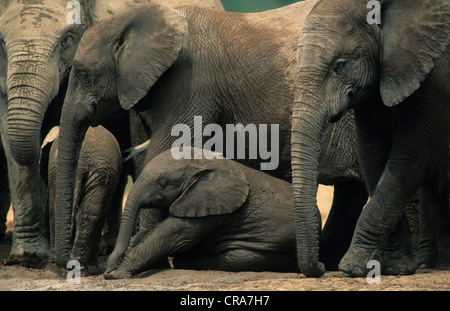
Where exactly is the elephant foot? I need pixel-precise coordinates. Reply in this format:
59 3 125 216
339 245 417 277
8 233 49 267
415 252 435 269
80 264 105 276
103 267 133 280
382 250 417 275
45 262 69 278
338 245 382 277
2 252 48 269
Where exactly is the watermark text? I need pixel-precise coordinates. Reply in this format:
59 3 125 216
171 116 280 171
67 0 81 25
66 260 81 284
366 260 381 284
367 0 381 25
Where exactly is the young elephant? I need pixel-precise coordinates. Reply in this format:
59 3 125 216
46 126 122 274
105 147 302 279
292 0 449 276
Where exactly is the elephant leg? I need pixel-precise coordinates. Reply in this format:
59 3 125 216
355 105 421 262
440 149 450 269
339 174 419 276
71 201 106 273
340 98 450 276
100 172 127 255
353 105 392 196
173 249 299 273
416 178 448 268
48 171 56 264
319 180 368 270
437 214 450 269
339 149 426 276
2 136 49 260
105 217 218 279
71 167 121 274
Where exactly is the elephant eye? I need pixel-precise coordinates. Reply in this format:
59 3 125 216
61 32 76 48
157 179 167 188
78 71 91 86
334 59 348 73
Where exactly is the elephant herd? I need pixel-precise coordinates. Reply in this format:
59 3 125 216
0 0 448 280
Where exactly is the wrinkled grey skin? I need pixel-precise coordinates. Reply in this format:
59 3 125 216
55 1 368 270
292 0 449 277
45 126 122 275
0 0 223 264
105 147 300 279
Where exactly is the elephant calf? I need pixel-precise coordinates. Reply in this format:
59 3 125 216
45 126 122 274
105 147 302 279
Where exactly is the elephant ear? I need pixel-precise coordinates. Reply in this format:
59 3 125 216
380 0 450 107
113 3 187 110
169 160 250 218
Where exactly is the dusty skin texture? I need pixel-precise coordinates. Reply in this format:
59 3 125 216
1 186 448 291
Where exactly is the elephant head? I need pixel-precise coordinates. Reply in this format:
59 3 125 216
291 0 450 277
106 147 249 273
54 3 188 267
0 0 91 165
0 0 219 166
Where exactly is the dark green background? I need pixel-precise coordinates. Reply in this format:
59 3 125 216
221 0 301 12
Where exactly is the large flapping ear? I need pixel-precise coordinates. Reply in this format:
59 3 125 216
111 3 187 110
380 0 450 107
169 158 250 218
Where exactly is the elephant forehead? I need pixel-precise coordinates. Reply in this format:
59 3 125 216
76 29 112 64
3 0 44 6
1 4 66 30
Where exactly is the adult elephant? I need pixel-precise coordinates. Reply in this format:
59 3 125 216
54 1 368 269
0 0 223 263
292 0 449 277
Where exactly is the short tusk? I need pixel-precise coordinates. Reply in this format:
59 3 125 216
122 139 150 162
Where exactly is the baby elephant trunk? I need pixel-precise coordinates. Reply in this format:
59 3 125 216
106 176 150 272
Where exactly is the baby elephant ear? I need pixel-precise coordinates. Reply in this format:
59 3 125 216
380 0 450 107
169 161 250 218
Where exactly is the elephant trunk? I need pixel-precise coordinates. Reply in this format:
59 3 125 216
106 176 149 273
106 136 174 272
6 40 59 166
291 89 328 277
53 103 88 267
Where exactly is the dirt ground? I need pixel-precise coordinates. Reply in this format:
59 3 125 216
0 241 449 291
